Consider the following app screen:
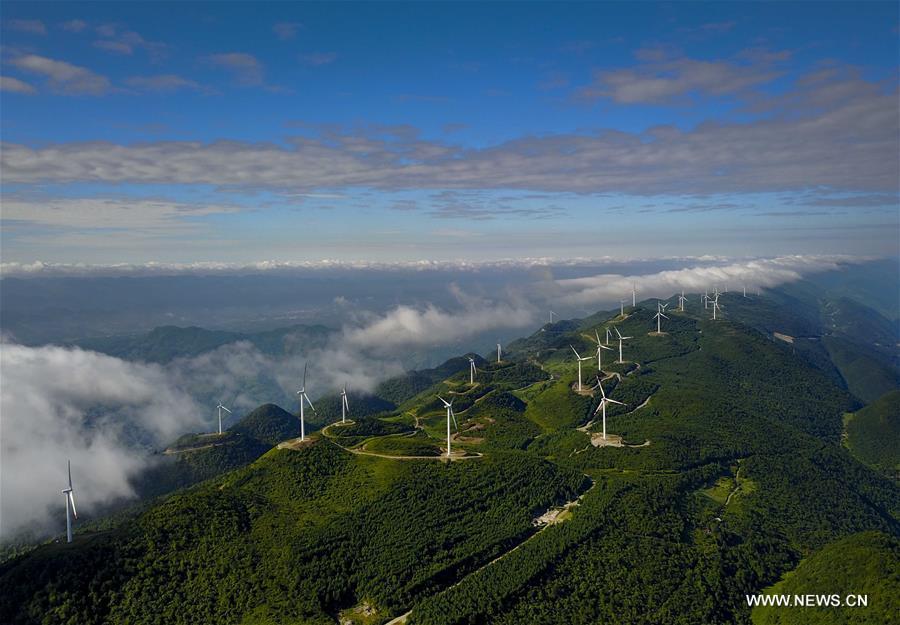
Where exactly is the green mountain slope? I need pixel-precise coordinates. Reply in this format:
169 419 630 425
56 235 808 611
844 390 900 477
2 299 898 625
751 531 900 625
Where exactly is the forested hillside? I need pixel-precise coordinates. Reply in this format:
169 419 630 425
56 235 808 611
2 295 897 625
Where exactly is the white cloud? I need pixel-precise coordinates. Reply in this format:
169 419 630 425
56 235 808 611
8 54 110 95
0 344 202 540
124 74 208 93
61 19 87 33
1 196 239 230
273 22 302 40
0 76 36 94
551 255 863 306
299 52 338 66
2 68 893 194
204 53 264 86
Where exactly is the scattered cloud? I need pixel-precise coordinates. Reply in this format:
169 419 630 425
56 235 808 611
92 24 166 60
299 52 338 66
8 54 110 95
8 19 47 35
124 74 209 94
4 68 894 196
204 52 264 86
579 49 785 104
0 76 36 95
273 21 302 40
60 19 87 33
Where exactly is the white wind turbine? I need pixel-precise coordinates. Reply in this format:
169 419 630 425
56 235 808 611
592 377 626 441
340 384 350 424
61 460 77 544
653 305 669 334
742 284 747 297
678 290 687 312
570 345 592 391
615 327 632 363
296 362 317 441
437 396 458 458
619 299 626 317
496 342 502 363
632 282 637 307
549 310 556 324
468 357 477 384
592 330 613 371
216 402 231 435
605 327 612 345
702 289 709 309
712 295 722 320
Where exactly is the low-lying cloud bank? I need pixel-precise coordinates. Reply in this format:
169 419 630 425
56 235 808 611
0 344 202 540
549 255 867 306
0 256 726 278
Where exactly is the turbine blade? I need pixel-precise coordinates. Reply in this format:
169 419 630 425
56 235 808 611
304 394 316 412
222 406 232 413
608 399 626 406
303 362 308 388
451 408 459 430
67 459 72 490
69 492 77 519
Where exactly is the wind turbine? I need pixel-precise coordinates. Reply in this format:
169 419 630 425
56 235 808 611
216 402 231 435
437 396 458 458
619 299 626 317
570 345 592 391
631 282 636 307
742 284 747 297
615 327 632 363
702 289 710 309
549 310 556 324
61 460 77 544
605 327 612 345
468 357 477 384
678 290 687 312
712 295 722 320
593 330 613 371
340 384 350 424
496 342 502 363
653 306 669 334
593 377 626 440
296 362 317 441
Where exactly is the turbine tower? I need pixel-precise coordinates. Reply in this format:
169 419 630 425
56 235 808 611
593 377 626 440
653 305 669 334
678 290 687 312
712 295 722 320
619 299 626 317
592 330 613 371
437 396 458 458
296 362 317 441
468 357 477 384
632 282 636 307
340 384 350 424
61 460 77 544
570 345 592 391
496 342 502 363
216 402 231 435
742 284 747 297
615 327 632 363
605 327 612 345
549 310 556 324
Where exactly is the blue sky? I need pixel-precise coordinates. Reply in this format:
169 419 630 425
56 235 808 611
1 1 898 265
